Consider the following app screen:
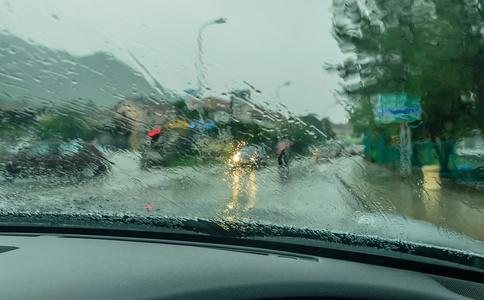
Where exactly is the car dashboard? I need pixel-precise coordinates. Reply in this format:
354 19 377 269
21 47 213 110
0 232 483 299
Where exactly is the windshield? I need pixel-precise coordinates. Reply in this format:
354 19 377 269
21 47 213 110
1 0 483 266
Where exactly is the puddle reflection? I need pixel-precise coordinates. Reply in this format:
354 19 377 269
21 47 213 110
221 167 259 222
421 165 442 221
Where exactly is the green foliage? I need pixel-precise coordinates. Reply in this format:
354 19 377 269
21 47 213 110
332 0 483 134
331 0 484 171
37 110 101 141
222 114 334 155
0 122 30 139
279 115 335 154
280 118 320 154
228 121 278 146
0 107 37 139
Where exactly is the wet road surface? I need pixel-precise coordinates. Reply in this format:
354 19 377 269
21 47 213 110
1 152 483 243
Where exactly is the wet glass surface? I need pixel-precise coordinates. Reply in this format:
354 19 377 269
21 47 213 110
0 0 483 261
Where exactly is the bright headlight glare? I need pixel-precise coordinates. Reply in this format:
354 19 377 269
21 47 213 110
232 152 241 163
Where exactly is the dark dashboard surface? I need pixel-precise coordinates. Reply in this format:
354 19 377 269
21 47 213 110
0 233 482 300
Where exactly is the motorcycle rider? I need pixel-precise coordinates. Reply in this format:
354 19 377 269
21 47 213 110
276 140 292 167
147 127 163 143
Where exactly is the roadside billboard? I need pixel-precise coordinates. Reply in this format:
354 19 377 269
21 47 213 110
374 94 422 124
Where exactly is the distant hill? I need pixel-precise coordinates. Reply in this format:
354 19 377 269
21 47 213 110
0 33 166 108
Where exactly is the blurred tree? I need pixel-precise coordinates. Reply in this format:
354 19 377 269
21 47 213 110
37 110 100 141
299 114 336 140
173 99 200 120
321 118 336 139
330 0 484 174
280 117 320 154
228 121 278 146
36 101 107 141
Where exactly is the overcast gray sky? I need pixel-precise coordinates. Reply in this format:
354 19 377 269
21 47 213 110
0 0 347 122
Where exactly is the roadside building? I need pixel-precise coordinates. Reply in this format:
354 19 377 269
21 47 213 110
201 97 231 124
230 90 253 124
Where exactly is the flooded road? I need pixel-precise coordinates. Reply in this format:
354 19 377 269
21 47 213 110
1 152 483 243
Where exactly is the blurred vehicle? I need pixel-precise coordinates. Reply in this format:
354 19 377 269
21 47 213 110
230 145 268 169
454 165 484 188
345 144 364 156
453 134 484 186
309 141 345 161
1 140 110 179
140 127 196 168
455 133 484 158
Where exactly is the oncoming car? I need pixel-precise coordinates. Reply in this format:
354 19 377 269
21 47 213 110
230 145 268 169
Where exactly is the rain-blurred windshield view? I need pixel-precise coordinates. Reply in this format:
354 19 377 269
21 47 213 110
0 0 483 256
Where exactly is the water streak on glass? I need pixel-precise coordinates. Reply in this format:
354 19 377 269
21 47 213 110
0 0 483 262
